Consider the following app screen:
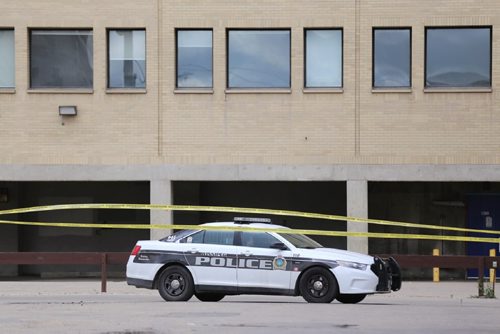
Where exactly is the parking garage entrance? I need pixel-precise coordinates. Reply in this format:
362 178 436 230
0 181 150 277
368 182 500 279
172 181 347 249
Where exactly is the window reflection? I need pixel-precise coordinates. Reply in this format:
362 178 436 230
108 30 146 88
373 29 411 88
305 29 342 88
30 30 93 88
228 30 290 88
426 27 491 88
177 30 213 88
0 30 15 88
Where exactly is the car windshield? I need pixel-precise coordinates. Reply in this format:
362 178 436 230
279 233 323 249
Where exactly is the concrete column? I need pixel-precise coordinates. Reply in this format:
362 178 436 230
150 179 172 240
346 180 368 254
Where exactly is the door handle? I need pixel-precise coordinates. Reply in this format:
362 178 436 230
189 248 198 254
240 250 253 257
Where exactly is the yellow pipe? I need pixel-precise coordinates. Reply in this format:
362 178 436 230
490 249 496 284
433 248 440 282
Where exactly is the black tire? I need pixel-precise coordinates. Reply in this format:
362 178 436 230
336 293 366 304
158 265 194 302
195 293 225 302
299 267 338 303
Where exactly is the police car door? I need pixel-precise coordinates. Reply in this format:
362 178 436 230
236 232 292 291
182 230 238 290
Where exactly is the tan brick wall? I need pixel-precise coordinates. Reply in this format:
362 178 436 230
0 0 158 164
2 0 500 165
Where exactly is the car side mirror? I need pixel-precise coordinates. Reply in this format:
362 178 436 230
270 242 288 251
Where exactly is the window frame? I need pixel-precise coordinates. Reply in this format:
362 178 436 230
175 28 213 89
0 28 15 90
372 26 412 89
106 28 146 90
226 28 292 89
304 27 344 89
28 27 94 90
424 26 492 89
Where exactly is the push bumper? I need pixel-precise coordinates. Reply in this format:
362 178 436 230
371 256 402 292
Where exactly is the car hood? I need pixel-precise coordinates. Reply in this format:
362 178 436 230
296 248 374 265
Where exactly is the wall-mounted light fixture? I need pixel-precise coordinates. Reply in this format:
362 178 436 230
59 105 77 116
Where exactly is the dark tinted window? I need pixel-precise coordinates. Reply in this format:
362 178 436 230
373 28 411 88
240 232 281 248
203 230 234 245
425 27 491 87
30 30 93 88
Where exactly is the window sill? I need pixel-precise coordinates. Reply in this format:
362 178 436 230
225 88 292 94
372 88 412 93
0 88 16 94
303 88 343 94
106 88 147 94
27 88 94 94
423 87 492 93
174 88 214 94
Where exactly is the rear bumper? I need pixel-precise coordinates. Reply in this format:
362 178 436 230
127 277 154 289
371 256 402 292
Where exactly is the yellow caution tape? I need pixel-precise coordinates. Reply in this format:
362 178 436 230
0 203 499 236
0 218 499 243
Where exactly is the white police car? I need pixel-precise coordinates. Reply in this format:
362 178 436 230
126 218 401 303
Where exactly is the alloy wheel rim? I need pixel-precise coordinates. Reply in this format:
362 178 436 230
165 273 185 296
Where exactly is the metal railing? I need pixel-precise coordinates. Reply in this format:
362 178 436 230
0 252 498 294
0 252 130 292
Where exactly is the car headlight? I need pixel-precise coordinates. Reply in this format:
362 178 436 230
336 260 368 271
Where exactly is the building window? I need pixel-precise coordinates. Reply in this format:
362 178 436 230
305 29 342 88
30 29 93 89
227 29 290 88
0 29 15 88
425 27 491 88
373 28 411 88
108 29 146 89
176 29 212 88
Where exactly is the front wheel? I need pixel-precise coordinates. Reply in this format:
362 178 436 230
299 267 338 303
336 293 366 304
158 265 194 302
195 293 225 302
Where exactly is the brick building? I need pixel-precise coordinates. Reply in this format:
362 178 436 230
1 0 499 277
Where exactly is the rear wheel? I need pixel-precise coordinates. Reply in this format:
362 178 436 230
195 293 225 302
299 267 338 303
158 265 194 302
336 293 366 304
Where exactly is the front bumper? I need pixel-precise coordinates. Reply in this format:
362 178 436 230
371 256 402 292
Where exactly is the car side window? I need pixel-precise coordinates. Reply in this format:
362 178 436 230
240 232 281 248
180 230 204 244
203 230 234 245
179 230 234 245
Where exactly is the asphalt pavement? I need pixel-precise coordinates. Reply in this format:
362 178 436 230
0 280 499 334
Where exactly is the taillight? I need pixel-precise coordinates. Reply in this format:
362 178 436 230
131 245 141 256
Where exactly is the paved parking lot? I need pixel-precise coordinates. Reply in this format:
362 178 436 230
0 280 499 334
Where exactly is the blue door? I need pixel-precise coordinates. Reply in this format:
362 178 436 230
466 194 500 278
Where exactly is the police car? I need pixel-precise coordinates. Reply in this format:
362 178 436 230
126 218 401 303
